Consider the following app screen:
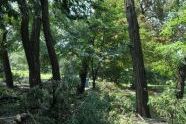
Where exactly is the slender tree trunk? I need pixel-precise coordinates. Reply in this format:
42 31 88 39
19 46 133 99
91 58 95 89
17 0 31 65
126 0 151 117
176 64 186 99
91 58 100 89
1 31 13 88
18 0 41 87
2 48 13 88
77 57 89 94
40 0 61 80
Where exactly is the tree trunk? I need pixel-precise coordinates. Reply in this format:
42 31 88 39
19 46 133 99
18 0 41 87
77 57 89 94
125 0 151 118
40 0 61 80
176 64 186 99
1 31 14 88
17 0 31 66
91 58 95 89
91 58 100 89
29 4 42 87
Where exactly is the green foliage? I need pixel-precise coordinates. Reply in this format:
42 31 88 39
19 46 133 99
2 0 186 123
62 57 80 86
0 86 22 118
20 80 77 123
66 81 137 124
16 79 138 124
67 91 112 124
155 42 186 69
0 86 15 96
150 80 186 124
161 8 186 41
118 68 133 84
146 68 169 85
10 51 28 70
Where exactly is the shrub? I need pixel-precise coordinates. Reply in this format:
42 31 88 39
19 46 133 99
20 80 77 123
67 91 112 124
149 80 186 124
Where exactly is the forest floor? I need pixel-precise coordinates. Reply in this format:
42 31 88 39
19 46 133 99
0 78 169 124
95 81 168 124
0 82 166 124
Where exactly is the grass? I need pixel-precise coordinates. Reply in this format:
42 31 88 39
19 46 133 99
0 77 3 81
12 70 52 80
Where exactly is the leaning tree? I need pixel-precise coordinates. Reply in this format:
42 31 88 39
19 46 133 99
125 0 151 117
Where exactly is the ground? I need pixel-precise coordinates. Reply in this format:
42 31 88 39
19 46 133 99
0 74 170 124
1 70 185 124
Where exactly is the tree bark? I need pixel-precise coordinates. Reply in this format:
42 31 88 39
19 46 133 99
176 64 186 99
77 57 89 94
126 0 151 117
1 31 14 88
18 0 41 87
40 0 61 80
29 4 42 87
17 0 31 66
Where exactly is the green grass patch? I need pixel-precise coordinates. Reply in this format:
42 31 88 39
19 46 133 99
12 70 52 80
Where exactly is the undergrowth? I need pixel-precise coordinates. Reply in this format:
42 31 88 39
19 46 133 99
3 80 186 124
149 80 186 124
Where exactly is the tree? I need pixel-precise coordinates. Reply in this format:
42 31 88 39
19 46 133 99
176 63 186 99
0 1 16 88
125 0 151 117
0 30 14 88
159 5 186 99
18 0 42 87
0 1 19 88
91 57 100 89
40 0 61 80
77 57 90 94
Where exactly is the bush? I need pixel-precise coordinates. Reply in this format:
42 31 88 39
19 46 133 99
20 81 112 124
20 80 77 123
149 80 186 124
67 91 112 124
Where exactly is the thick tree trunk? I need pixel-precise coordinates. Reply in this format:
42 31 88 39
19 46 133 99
18 0 41 87
176 64 186 99
29 6 42 87
40 0 61 80
1 31 14 88
77 57 89 94
126 0 151 117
